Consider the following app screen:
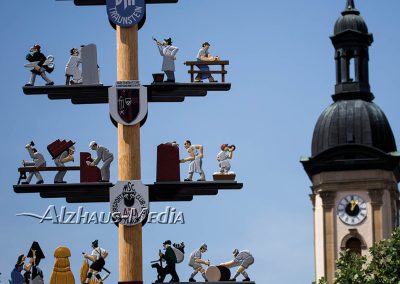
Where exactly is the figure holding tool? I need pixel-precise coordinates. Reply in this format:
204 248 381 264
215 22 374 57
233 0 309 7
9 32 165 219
24 44 54 86
188 243 210 282
21 142 46 185
151 240 184 283
88 141 113 182
82 240 109 284
154 36 179 83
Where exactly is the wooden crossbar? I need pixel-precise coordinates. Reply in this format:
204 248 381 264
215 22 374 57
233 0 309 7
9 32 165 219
18 166 80 172
17 166 80 185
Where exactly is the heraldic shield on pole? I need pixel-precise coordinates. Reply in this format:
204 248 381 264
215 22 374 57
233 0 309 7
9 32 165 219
106 0 146 28
109 80 148 126
110 180 149 226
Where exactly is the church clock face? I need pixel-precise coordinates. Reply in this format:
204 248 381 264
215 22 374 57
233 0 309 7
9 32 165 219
337 195 367 225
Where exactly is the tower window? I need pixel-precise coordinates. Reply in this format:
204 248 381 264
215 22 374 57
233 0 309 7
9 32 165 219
348 58 355 82
346 237 362 255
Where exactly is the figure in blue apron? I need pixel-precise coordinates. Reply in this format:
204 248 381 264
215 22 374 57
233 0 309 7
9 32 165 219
195 42 219 83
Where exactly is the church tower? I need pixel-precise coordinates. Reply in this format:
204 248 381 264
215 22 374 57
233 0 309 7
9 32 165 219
301 1 400 283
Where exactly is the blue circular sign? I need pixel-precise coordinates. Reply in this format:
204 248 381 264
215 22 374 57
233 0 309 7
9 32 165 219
106 0 146 28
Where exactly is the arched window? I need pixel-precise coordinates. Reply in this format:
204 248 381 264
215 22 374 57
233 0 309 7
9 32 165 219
340 229 367 255
345 237 362 255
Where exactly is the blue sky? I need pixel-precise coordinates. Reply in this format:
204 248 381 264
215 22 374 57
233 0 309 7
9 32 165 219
1 0 400 283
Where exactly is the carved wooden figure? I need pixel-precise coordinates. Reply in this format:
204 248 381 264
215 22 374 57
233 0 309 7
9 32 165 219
213 144 236 181
49 247 75 284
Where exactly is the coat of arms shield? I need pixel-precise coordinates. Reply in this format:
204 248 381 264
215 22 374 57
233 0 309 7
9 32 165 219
110 180 149 226
109 81 147 126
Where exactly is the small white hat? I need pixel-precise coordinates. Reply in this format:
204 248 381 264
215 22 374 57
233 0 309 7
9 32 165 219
89 141 97 148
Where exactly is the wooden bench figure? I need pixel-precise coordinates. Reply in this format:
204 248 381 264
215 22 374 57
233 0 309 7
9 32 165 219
184 60 229 83
17 152 101 184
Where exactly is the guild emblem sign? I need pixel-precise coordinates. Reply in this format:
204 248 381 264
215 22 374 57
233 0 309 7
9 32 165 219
110 180 149 226
109 80 148 126
106 0 146 28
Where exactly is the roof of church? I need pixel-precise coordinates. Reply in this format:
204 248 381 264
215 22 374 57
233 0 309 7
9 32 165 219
311 100 396 156
311 0 397 157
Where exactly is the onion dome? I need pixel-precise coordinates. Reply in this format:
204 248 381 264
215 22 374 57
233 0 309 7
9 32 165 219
312 100 396 156
334 0 368 35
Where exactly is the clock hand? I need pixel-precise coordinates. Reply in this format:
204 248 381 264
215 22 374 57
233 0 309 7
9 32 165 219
350 200 359 211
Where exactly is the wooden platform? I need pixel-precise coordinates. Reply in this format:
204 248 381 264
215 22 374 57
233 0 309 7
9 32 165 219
151 282 255 284
17 166 80 184
13 181 243 203
74 0 178 5
22 83 231 104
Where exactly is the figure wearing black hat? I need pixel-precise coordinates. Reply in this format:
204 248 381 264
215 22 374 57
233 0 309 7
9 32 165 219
25 44 54 86
151 240 180 283
154 37 179 83
26 241 45 284
82 240 108 284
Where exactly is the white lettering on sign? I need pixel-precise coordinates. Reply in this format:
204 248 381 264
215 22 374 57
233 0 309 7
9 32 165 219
116 0 136 10
108 6 143 26
116 80 140 88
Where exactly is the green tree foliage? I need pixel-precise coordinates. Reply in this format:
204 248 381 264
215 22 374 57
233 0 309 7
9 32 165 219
313 227 400 284
334 250 369 284
368 228 400 284
312 277 328 284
